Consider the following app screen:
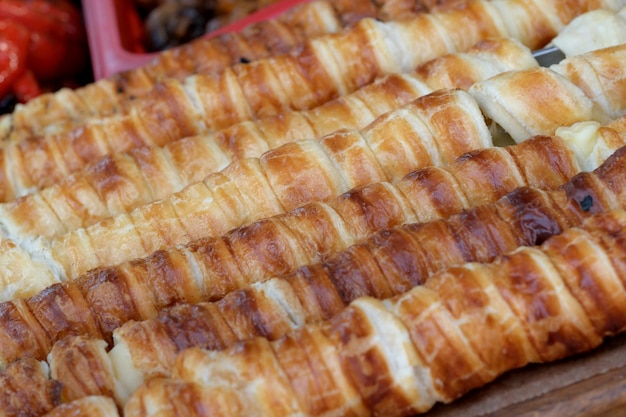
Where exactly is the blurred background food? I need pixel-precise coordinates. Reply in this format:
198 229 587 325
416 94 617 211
0 0 90 113
0 0 292 113
136 0 282 51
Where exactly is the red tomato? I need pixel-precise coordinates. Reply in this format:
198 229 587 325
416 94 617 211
0 19 29 99
12 68 41 103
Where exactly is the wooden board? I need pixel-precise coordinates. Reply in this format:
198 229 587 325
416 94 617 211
423 333 626 416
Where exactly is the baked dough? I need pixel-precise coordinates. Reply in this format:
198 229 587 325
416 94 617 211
122 208 626 416
1 0 588 144
0 88 490 284
2 131 614 400
0 37 534 203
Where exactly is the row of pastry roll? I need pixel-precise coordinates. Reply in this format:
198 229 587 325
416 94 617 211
0 0 475 143
0 354 117 417
0 55 621 303
0 112 622 376
0 37 536 229
0 87 492 299
0 0 607 145
3 7 624 225
0 0 348 141
120 207 626 417
2 4 625 208
3 129 626 415
0 37 537 203
0 130 587 363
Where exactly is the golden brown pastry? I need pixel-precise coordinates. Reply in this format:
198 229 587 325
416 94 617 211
0 0 478 146
1 129 622 410
38 134 583 406
0 50 623 305
0 129 608 372
56 140 626 408
551 44 626 119
0 0 344 142
0 44 618 243
470 44 626 142
41 396 120 417
122 208 626 417
0 0 591 145
0 37 535 203
0 88 492 285
0 358 62 417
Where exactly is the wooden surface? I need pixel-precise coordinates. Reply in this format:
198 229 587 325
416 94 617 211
492 365 626 416
424 333 626 416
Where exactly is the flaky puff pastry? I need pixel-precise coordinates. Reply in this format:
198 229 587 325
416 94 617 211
41 396 120 417
0 74 622 351
1 127 622 410
0 129 613 397
5 40 625 249
0 47 622 306
0 359 62 417
0 0 346 143
0 0 584 146
0 88 492 289
0 133 591 411
470 43 626 142
551 6 626 57
1 47 620 244
122 208 626 417
0 37 535 204
0 132 585 370
45 136 626 408
0 0 476 144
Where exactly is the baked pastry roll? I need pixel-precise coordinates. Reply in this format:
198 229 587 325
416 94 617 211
0 359 62 417
1 88 491 284
1 0 587 144
0 37 534 203
1 130 623 409
121 208 626 416
0 0 479 145
0 45 617 248
0 51 623 304
0 128 607 370
41 396 120 417
551 6 626 56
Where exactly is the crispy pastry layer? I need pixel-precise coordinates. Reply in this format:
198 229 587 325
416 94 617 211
0 131 621 411
121 208 626 417
1 0 584 145
0 37 533 203
0 0 480 144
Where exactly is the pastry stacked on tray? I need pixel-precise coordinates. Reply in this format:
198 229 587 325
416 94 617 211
2 1 626 416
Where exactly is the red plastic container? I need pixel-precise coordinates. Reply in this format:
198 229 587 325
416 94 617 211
83 0 313 80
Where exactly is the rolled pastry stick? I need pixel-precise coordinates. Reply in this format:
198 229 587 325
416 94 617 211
47 134 626 406
1 49 619 243
0 37 534 225
5 88 493 278
1 123 621 408
0 0 346 142
0 57 622 303
122 207 626 417
551 44 626 119
0 0 589 144
41 396 120 417
0 51 622 307
0 88 488 303
0 358 62 417
470 44 626 143
0 0 472 144
0 123 612 369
